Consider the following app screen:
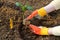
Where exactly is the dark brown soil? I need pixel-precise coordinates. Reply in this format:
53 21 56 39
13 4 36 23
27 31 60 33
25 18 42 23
0 0 60 40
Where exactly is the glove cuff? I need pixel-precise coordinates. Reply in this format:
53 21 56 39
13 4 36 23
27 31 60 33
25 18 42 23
40 27 49 35
38 7 47 17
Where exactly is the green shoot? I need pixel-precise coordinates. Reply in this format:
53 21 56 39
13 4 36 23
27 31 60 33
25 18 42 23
25 5 33 11
15 2 23 7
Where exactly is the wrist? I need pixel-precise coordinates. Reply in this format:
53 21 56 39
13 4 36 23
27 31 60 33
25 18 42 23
44 4 55 13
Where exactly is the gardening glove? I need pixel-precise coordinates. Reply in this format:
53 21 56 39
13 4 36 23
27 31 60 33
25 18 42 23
23 10 38 25
26 8 47 20
23 7 47 25
29 24 49 35
29 24 60 36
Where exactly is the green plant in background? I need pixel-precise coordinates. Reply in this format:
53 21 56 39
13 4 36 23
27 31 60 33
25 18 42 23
15 2 23 7
15 2 33 20
15 2 33 12
15 2 26 12
25 5 33 11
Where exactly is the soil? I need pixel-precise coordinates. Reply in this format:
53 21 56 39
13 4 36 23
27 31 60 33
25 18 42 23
0 0 60 40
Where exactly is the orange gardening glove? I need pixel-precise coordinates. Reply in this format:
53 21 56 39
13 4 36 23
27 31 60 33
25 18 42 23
23 10 38 25
29 24 49 35
29 24 41 35
27 7 47 20
23 7 47 25
26 10 38 20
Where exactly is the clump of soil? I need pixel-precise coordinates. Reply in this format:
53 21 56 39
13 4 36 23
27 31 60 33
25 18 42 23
0 0 60 40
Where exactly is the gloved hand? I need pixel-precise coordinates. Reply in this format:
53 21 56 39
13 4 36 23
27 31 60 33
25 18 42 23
26 7 47 20
29 24 41 35
29 24 49 35
29 24 60 36
23 10 38 25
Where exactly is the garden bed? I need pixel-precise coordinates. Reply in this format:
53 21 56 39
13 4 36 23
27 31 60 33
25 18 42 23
0 0 60 40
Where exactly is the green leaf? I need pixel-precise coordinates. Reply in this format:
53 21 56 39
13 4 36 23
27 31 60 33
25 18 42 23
15 2 23 7
25 5 33 10
21 6 26 12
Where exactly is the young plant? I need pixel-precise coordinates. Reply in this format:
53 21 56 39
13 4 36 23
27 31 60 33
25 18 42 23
15 2 33 21
15 2 33 12
15 2 26 12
